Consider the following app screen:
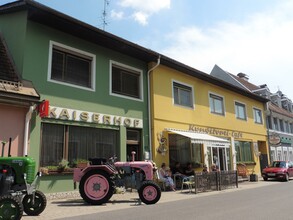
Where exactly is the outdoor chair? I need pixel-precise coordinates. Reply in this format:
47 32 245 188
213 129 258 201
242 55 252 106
155 170 166 191
181 175 195 193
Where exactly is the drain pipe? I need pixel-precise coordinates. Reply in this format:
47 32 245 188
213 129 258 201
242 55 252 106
23 105 36 156
147 56 161 160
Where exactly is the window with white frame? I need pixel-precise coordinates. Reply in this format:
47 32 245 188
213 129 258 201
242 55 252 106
49 42 95 89
209 93 225 115
173 81 193 108
273 117 279 130
111 61 142 100
235 101 247 120
253 108 263 124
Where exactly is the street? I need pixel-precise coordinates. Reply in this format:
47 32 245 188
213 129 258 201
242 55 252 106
56 180 293 220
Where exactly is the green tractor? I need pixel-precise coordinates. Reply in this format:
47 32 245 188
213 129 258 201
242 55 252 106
0 139 47 220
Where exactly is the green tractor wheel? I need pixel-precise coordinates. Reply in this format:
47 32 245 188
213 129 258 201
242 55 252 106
22 190 47 216
0 195 23 220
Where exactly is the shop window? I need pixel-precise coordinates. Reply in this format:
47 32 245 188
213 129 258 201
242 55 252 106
173 81 194 108
235 101 247 120
253 108 263 124
40 123 119 169
169 134 203 167
111 61 142 100
49 42 95 90
209 93 225 115
235 141 253 163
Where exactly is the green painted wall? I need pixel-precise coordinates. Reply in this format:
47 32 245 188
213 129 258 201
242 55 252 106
0 11 27 75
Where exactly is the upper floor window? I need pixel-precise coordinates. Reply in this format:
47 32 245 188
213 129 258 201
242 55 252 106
209 93 225 115
266 116 272 129
279 119 284 132
285 121 289 133
273 117 279 130
48 41 95 90
173 81 193 108
253 108 263 124
235 101 247 120
110 61 142 100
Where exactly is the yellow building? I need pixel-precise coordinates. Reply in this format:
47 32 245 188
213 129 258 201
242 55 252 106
149 62 269 176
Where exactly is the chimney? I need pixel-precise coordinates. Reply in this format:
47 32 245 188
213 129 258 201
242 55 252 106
237 73 249 81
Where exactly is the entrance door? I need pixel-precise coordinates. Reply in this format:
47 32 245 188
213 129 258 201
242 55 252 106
211 147 228 171
126 129 141 161
127 145 140 161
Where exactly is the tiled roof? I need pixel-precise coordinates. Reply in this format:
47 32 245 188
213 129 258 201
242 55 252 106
0 33 39 103
0 34 19 81
269 102 293 118
228 73 260 92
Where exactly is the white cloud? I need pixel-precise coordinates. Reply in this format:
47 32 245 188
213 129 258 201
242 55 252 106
110 10 124 20
118 0 170 25
161 1 293 96
132 11 149 26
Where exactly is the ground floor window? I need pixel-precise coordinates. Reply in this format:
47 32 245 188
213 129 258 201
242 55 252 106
270 146 293 162
235 141 253 162
169 134 203 168
40 123 119 167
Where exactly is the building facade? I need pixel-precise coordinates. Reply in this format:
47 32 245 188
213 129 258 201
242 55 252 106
211 64 293 166
0 0 156 193
150 64 269 175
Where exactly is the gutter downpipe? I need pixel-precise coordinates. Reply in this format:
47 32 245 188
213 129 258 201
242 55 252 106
147 56 161 160
23 105 36 156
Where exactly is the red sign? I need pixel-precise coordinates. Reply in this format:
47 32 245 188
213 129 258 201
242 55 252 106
38 100 49 118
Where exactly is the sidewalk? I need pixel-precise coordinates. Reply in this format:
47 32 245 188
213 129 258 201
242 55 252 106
22 180 281 220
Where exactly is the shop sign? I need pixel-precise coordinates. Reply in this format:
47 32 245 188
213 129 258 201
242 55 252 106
46 106 143 128
281 137 292 145
38 100 49 118
189 124 243 138
269 133 281 145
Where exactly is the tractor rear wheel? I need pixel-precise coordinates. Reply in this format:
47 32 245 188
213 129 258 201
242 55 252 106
0 195 23 220
22 190 47 216
138 180 161 205
79 170 114 205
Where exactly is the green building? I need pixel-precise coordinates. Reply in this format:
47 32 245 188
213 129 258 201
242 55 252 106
0 0 158 193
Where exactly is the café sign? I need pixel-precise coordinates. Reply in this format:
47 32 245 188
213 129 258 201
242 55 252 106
46 106 143 128
269 133 281 145
189 124 243 138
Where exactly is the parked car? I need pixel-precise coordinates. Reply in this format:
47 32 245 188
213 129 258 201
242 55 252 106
262 161 293 181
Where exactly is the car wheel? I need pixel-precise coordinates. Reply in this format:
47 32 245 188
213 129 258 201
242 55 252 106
285 173 289 182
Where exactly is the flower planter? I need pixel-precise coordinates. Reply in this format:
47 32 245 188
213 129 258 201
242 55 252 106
77 162 88 168
249 174 258 182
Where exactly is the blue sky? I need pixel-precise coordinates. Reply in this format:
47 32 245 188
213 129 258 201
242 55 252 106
1 0 293 97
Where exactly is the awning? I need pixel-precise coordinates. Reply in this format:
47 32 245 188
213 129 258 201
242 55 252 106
166 128 230 147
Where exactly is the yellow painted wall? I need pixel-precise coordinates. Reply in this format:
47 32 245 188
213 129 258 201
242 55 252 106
150 64 268 175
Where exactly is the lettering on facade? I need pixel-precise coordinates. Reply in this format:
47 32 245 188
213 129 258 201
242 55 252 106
189 124 243 138
47 106 143 128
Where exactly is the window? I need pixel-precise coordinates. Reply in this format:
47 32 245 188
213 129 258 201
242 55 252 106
273 117 279 131
279 119 284 132
285 121 289 133
235 141 253 162
253 108 263 124
290 123 293 134
40 123 119 167
209 93 225 115
111 61 142 100
49 42 95 89
235 102 247 120
169 134 202 167
266 116 272 129
173 81 193 108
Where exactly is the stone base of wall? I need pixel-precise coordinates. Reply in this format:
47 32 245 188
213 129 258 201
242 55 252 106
45 191 80 201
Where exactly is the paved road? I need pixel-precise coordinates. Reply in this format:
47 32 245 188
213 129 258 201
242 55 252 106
22 180 287 220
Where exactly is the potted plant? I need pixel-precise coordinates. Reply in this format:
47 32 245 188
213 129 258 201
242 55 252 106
57 159 69 172
249 169 258 182
76 158 89 168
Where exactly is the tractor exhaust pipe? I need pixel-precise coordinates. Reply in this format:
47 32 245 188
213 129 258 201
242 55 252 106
1 141 6 157
8 137 12 157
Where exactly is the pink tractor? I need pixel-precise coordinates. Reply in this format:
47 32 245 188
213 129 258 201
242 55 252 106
73 152 161 205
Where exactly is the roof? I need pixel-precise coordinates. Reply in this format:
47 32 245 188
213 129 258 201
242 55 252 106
0 32 40 105
269 102 293 118
228 73 260 91
0 0 268 103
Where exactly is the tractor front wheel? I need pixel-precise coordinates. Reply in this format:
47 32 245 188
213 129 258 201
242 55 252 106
138 181 161 205
79 170 114 205
22 190 47 216
0 195 23 220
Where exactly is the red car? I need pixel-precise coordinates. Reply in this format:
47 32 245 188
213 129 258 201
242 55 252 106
262 161 293 181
